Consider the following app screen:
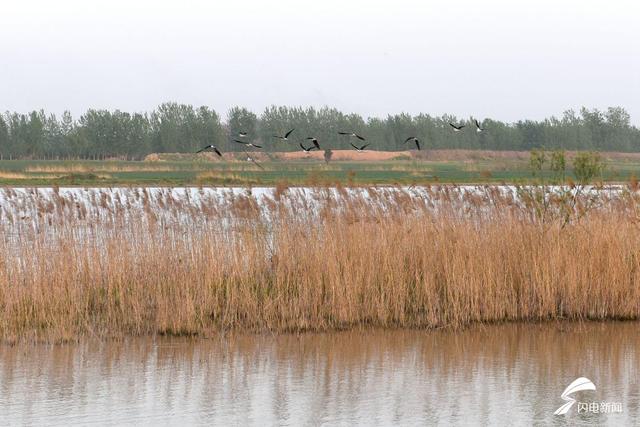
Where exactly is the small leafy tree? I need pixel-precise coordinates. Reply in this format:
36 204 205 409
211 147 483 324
549 150 566 183
529 148 546 178
521 149 605 230
573 152 604 185
521 149 550 225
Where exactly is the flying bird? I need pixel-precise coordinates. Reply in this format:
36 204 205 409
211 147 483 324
449 123 465 132
475 120 485 132
244 151 264 170
338 131 366 141
299 143 317 152
350 142 370 152
404 137 421 150
233 139 262 149
306 137 320 150
196 145 222 156
273 129 295 140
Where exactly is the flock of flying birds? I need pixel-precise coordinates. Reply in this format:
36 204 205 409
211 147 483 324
196 119 487 166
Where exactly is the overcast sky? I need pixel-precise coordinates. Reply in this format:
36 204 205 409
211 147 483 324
1 0 638 123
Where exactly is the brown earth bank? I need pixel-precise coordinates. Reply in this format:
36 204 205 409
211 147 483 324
144 149 640 162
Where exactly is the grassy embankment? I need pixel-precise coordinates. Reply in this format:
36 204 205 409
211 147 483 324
0 149 639 186
1 184 640 342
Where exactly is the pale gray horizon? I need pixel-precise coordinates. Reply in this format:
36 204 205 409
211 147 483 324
1 0 638 124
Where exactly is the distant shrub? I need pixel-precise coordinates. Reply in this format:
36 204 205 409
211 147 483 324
550 150 566 183
479 170 493 179
573 152 604 184
324 149 333 164
529 149 546 177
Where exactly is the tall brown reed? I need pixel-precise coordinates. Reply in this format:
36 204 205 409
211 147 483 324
0 185 639 342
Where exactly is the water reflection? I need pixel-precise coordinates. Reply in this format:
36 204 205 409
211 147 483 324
0 322 638 425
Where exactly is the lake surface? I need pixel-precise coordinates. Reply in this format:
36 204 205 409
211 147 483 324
0 322 638 426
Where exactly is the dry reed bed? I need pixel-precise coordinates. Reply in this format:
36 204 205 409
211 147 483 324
0 185 639 342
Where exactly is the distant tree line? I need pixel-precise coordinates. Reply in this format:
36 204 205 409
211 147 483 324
0 103 638 159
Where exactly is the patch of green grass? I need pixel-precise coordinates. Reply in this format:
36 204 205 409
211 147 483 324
0 157 637 186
